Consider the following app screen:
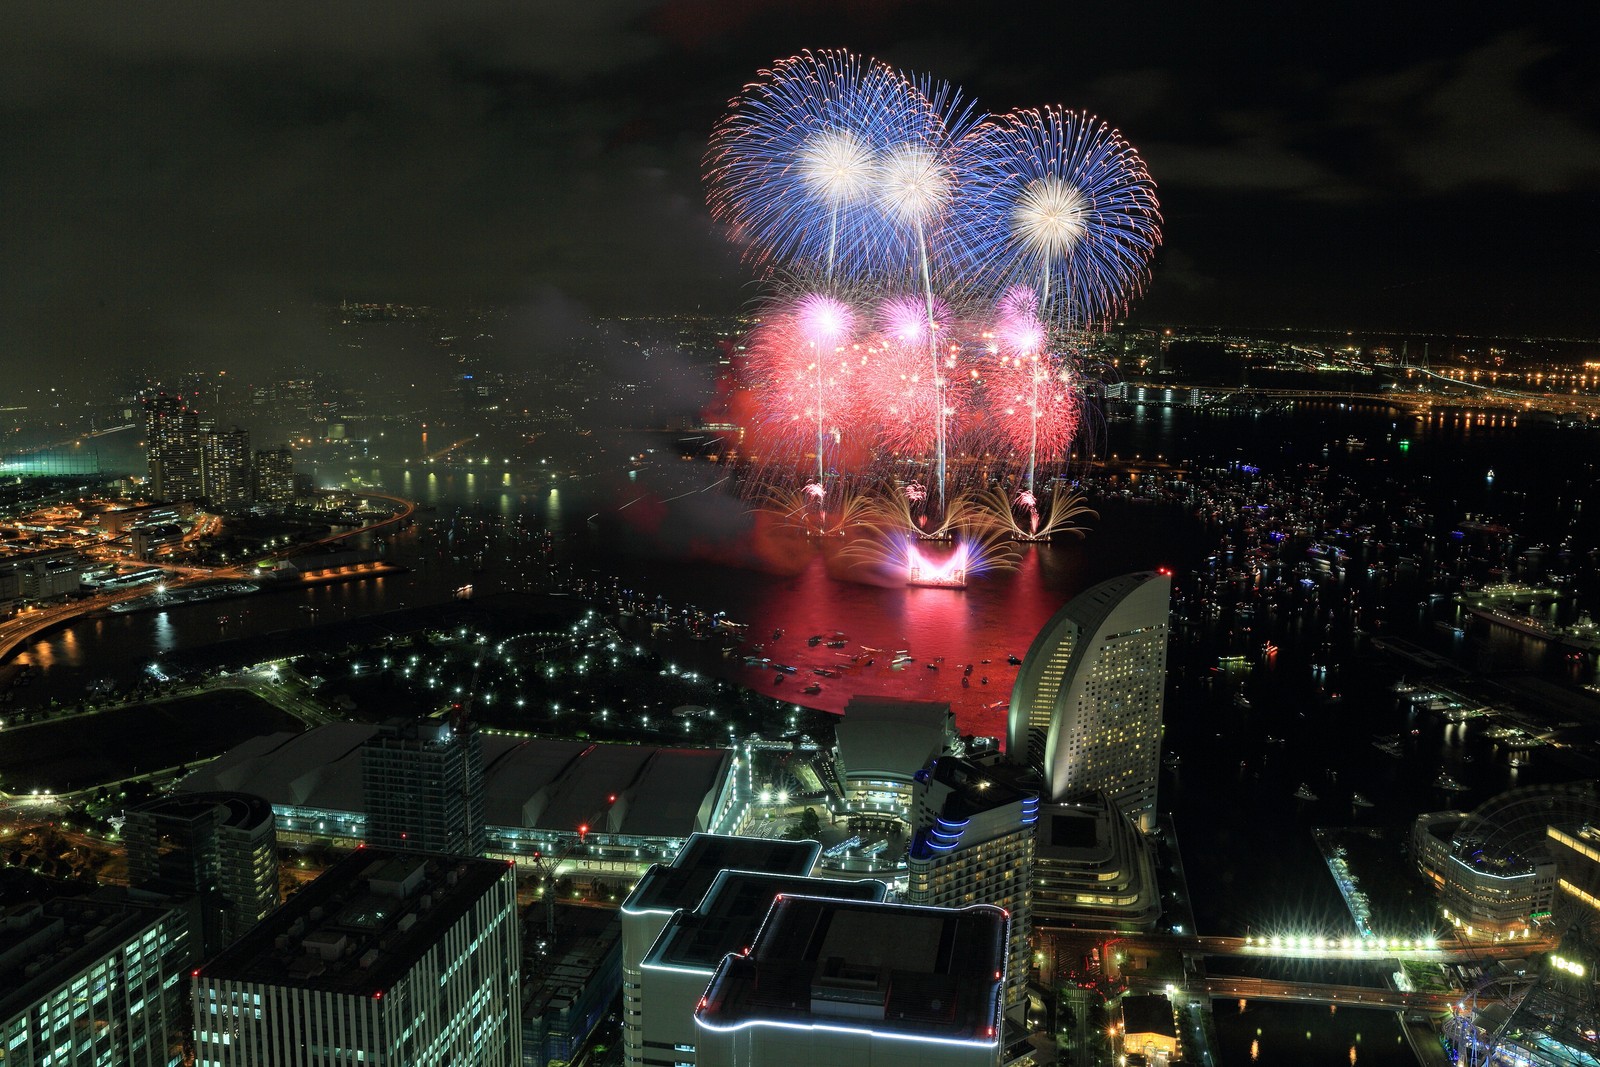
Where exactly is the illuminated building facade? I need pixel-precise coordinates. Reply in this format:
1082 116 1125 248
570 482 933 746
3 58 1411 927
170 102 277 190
361 719 487 857
1032 793 1159 931
694 897 1008 1067
192 850 520 1067
1547 824 1600 918
906 757 1035 1009
252 447 296 506
1413 785 1600 941
1007 571 1170 832
125 791 279 957
1 893 195 1067
199 426 252 512
144 395 203 501
620 836 819 1067
1119 994 1178 1065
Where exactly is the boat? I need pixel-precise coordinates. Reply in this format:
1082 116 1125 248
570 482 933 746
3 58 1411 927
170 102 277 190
1294 783 1319 802
1351 793 1375 808
802 683 822 695
1435 772 1468 791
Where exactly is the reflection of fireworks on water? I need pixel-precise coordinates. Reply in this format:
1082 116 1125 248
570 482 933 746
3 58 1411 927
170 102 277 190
974 483 1097 540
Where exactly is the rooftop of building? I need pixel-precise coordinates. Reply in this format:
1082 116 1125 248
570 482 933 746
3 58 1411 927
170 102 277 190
696 897 1006 1044
1121 994 1176 1038
644 870 886 972
919 757 1036 821
624 835 819 917
0 891 179 1021
909 757 1039 862
196 848 511 997
127 790 275 833
835 697 955 784
180 725 735 841
524 904 620 1018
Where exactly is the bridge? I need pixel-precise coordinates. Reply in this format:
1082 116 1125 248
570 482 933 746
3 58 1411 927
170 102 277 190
1111 930 1550 965
1174 367 1600 419
1126 973 1471 1012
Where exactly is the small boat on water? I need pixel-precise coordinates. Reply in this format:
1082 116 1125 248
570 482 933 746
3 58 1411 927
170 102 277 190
1294 783 1319 802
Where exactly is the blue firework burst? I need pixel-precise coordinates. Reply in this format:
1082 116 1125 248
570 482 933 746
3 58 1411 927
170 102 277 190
705 50 938 281
951 107 1161 327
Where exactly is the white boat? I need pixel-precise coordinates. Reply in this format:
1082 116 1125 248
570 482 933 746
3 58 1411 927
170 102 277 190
1294 783 1319 802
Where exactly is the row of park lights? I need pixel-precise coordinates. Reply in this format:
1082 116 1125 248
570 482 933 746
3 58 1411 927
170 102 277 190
1246 933 1438 952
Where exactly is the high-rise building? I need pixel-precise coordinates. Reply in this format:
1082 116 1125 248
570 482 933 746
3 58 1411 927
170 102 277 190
360 719 486 857
620 835 820 1067
694 897 1009 1067
124 791 279 957
144 394 203 502
252 446 296 506
637 869 885 1066
192 850 521 1067
1008 571 1170 832
906 756 1036 1010
1 892 195 1067
199 426 252 512
1031 792 1160 931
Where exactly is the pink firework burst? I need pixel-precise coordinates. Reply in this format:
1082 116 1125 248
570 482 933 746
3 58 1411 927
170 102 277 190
856 295 973 458
979 349 1082 462
742 295 865 462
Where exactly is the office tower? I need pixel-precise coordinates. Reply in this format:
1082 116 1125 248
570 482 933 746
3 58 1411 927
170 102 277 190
694 897 1009 1067
1032 793 1161 931
252 446 296 506
192 850 520 1067
199 426 252 511
125 792 279 958
638 870 885 1066
1008 571 1171 832
906 756 1036 1010
620 835 819 1067
1 893 195 1067
144 394 203 501
360 719 486 856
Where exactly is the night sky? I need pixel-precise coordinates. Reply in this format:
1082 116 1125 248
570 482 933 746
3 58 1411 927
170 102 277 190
3 3 1597 392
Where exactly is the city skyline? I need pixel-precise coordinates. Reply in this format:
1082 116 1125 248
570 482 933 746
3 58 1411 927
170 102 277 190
2 6 1597 396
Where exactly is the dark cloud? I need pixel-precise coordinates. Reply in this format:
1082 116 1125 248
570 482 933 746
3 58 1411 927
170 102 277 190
0 3 1595 397
1338 30 1600 194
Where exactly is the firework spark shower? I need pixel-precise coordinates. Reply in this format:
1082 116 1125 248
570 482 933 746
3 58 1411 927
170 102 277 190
705 49 1160 571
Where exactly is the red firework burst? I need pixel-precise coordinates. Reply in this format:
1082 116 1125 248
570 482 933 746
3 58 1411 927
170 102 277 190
978 349 1081 463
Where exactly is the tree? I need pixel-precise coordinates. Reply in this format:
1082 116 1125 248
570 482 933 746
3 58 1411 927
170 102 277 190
799 807 822 838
